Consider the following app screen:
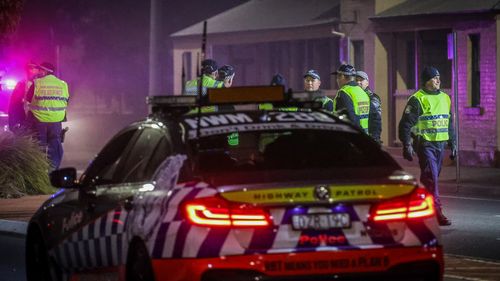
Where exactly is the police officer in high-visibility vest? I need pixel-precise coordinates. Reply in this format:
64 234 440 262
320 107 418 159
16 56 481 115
184 59 233 96
25 62 69 170
355 71 382 144
331 64 370 133
398 66 456 226
304 69 333 113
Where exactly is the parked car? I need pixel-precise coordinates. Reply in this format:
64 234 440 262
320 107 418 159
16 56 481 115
26 86 443 281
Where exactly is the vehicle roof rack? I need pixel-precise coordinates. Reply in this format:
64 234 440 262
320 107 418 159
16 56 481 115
147 86 323 116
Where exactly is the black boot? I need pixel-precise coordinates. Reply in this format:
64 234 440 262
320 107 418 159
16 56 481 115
437 211 451 226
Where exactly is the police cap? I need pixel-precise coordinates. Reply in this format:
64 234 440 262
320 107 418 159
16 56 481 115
218 65 235 80
331 64 356 76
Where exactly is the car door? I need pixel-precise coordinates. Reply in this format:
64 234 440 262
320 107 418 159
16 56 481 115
74 124 172 272
51 127 139 272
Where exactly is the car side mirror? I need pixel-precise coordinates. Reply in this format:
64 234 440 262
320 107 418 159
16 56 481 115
50 167 78 188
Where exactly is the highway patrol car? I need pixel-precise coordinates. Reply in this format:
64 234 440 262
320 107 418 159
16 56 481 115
26 86 443 281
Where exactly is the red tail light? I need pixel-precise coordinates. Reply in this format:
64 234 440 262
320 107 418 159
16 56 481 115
372 187 435 222
184 196 271 227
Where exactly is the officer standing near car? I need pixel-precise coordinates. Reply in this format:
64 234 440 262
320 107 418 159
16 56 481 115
217 64 235 83
25 62 69 171
331 64 370 133
355 71 382 143
184 59 233 96
398 66 456 226
8 61 40 131
304 69 333 113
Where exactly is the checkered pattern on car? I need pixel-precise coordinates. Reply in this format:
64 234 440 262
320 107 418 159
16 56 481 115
50 207 129 271
147 187 440 259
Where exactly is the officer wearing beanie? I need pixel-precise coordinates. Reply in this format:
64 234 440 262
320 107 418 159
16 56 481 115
331 64 370 133
398 66 456 226
303 69 333 112
184 59 232 96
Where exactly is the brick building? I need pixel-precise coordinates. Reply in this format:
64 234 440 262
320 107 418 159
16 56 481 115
171 0 500 167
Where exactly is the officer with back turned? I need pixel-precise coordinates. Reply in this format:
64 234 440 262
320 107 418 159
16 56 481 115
331 64 370 133
398 66 456 226
25 62 69 171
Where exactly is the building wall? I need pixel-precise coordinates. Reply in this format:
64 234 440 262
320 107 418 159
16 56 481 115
456 21 497 166
172 25 337 94
497 16 500 166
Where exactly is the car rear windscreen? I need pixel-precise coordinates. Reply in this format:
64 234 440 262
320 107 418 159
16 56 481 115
183 129 400 184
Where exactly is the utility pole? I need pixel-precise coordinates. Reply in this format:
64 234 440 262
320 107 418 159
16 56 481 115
148 0 161 96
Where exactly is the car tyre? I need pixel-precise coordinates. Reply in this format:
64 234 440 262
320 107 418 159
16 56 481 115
26 227 62 281
126 239 155 281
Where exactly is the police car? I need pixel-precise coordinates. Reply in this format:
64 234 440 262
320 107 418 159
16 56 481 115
26 86 443 281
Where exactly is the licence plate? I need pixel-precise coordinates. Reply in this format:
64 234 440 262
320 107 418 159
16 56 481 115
292 213 350 230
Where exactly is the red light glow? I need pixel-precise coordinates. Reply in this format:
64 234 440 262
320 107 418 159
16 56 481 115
372 188 435 222
185 197 271 227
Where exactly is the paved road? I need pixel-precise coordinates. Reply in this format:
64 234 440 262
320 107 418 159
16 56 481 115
441 195 500 261
0 234 25 281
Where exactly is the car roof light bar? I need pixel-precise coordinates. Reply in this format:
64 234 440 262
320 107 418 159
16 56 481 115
146 87 324 111
147 95 198 107
207 86 285 104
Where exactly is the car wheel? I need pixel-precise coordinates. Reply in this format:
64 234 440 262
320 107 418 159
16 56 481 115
25 228 62 281
126 239 155 281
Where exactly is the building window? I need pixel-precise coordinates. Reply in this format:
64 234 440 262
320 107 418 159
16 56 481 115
351 40 364 70
468 34 480 107
182 52 192 81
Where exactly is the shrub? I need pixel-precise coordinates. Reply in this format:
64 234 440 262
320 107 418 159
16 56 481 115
0 130 55 198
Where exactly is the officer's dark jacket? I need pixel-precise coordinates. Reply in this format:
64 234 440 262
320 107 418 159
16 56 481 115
365 87 382 143
334 81 362 128
8 80 28 129
398 88 455 146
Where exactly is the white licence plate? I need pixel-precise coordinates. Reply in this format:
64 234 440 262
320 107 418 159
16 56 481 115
292 213 350 230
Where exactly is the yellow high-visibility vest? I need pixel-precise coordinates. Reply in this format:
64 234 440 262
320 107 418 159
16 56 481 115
334 84 370 133
184 75 224 96
30 75 69 122
412 89 451 141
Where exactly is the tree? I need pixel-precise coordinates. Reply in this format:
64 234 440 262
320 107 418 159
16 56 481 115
0 0 24 45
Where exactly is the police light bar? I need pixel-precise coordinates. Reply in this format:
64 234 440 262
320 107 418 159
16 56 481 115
207 86 285 104
3 79 17 91
147 95 197 107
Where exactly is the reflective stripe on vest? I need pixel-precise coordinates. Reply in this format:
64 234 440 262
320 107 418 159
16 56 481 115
412 89 451 141
30 75 69 122
334 84 370 133
184 75 224 96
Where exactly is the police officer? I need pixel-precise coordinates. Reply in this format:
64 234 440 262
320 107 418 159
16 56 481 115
270 73 286 88
8 62 40 131
25 62 69 170
184 59 232 96
217 64 235 82
355 71 382 143
398 66 456 226
331 64 370 133
304 69 333 112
